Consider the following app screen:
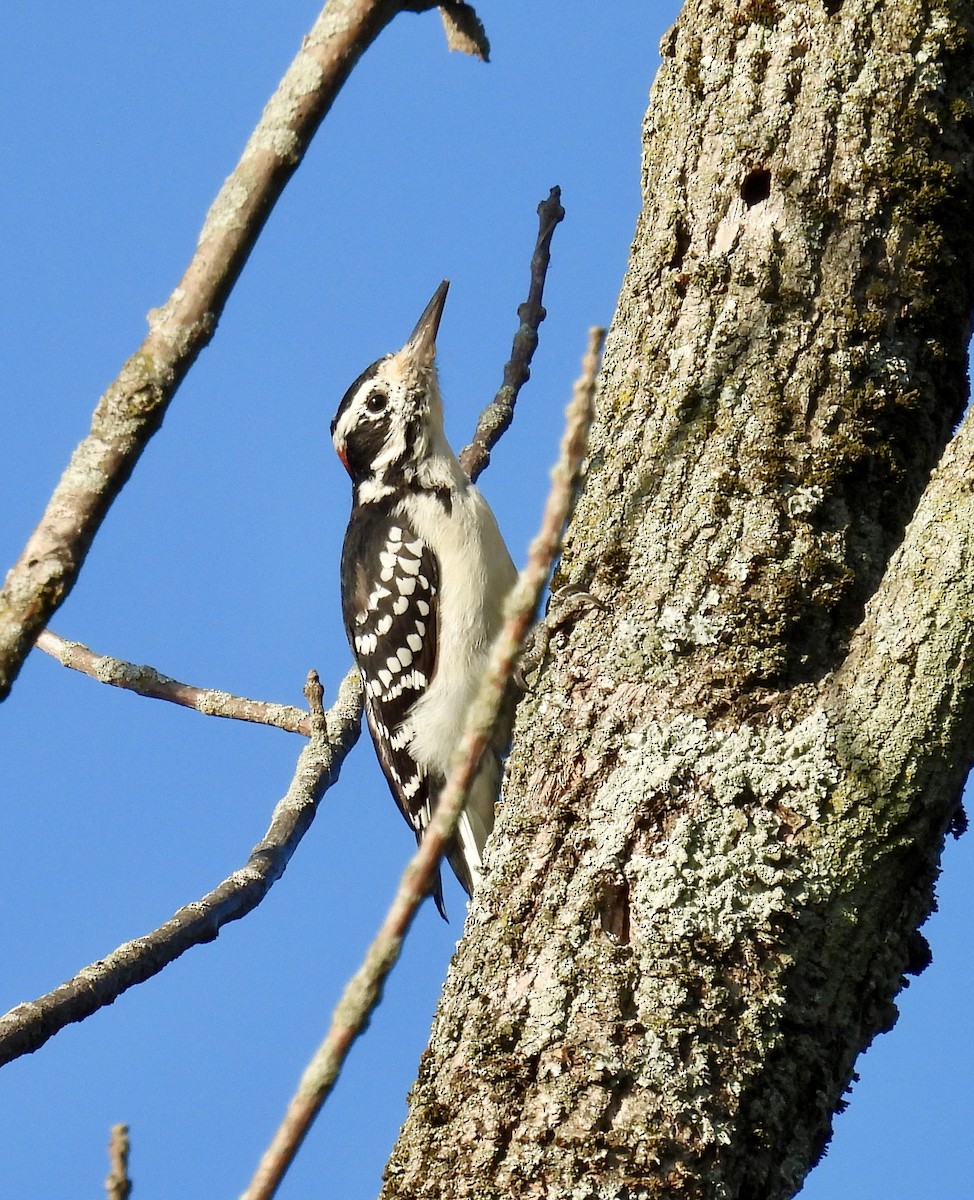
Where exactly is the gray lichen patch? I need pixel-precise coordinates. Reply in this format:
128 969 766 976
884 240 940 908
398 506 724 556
246 52 324 160
199 180 252 247
590 709 840 930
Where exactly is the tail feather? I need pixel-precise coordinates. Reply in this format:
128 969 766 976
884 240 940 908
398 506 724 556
423 752 502 920
431 866 448 921
446 751 499 900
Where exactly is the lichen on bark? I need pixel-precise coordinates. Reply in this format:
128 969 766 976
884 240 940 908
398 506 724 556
382 2 974 1198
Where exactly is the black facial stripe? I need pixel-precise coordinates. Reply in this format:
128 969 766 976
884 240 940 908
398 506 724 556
344 413 392 480
332 357 385 436
333 357 401 482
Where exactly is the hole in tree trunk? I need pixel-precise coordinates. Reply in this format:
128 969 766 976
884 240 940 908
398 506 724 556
741 167 772 207
598 875 631 944
669 219 691 269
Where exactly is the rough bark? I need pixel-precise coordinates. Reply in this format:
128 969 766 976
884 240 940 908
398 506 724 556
382 2 974 1198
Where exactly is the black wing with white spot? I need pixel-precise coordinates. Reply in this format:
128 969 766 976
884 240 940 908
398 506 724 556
340 503 440 837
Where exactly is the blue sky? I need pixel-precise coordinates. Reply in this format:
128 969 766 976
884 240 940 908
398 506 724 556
0 3 970 1197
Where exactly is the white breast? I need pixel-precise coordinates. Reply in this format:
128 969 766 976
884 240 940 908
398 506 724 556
400 480 516 776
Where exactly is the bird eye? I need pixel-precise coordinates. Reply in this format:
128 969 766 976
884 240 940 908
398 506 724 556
366 391 387 414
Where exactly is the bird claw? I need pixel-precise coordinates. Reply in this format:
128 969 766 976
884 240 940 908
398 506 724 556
518 583 605 686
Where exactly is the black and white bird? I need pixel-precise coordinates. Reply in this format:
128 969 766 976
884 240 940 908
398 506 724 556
331 281 517 918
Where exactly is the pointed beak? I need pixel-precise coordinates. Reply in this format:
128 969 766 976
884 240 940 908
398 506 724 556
400 280 449 369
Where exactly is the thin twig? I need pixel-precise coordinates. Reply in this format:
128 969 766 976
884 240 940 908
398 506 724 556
0 0 487 702
105 1124 132 1200
241 327 605 1200
0 670 362 1069
36 629 312 736
460 186 566 482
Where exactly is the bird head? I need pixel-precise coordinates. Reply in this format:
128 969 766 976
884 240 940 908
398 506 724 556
331 281 450 489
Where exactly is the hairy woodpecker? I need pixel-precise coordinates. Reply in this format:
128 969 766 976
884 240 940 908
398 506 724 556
331 281 517 918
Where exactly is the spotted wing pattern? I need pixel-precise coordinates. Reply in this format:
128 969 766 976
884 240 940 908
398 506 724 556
341 502 441 841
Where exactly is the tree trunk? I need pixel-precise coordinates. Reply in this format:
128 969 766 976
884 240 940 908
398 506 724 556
382 2 974 1197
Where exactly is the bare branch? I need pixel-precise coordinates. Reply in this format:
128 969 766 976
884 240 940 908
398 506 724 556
0 670 362 1068
240 327 605 1200
36 629 312 736
105 1124 132 1200
460 186 566 482
0 0 486 702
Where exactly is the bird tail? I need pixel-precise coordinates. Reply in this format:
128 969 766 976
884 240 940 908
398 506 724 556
421 752 501 921
431 867 448 922
445 750 499 901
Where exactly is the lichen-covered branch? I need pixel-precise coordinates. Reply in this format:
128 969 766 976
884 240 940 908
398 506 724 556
460 186 565 482
830 394 974 818
0 0 486 703
0 671 361 1068
36 629 312 735
240 329 602 1200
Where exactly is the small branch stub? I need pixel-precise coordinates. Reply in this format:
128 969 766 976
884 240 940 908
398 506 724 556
304 669 327 738
437 2 490 60
105 1124 132 1200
